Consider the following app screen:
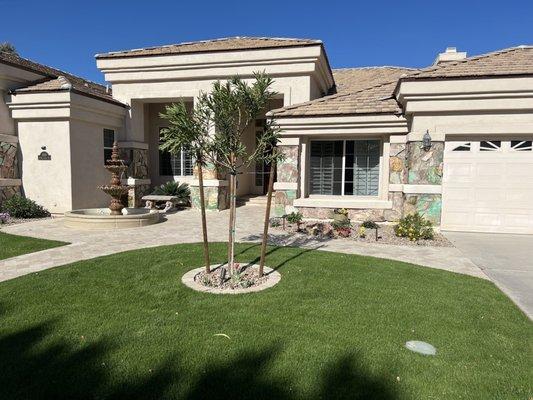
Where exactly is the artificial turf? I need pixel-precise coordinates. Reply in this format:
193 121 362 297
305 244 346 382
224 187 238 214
0 231 67 260
0 242 530 399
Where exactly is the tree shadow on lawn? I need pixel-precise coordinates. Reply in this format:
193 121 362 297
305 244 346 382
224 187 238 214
234 236 326 273
0 312 399 400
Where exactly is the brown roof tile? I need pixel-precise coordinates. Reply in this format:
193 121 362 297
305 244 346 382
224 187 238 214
272 66 417 117
0 51 125 107
406 45 533 80
95 36 322 59
332 66 417 93
271 81 402 117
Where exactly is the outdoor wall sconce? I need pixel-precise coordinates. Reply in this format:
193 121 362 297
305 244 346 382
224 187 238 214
422 130 432 151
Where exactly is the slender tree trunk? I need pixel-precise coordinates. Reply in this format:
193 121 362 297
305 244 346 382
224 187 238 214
259 158 276 277
230 167 237 274
197 162 210 273
227 153 235 274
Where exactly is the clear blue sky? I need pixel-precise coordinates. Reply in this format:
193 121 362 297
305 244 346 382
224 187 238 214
1 0 531 84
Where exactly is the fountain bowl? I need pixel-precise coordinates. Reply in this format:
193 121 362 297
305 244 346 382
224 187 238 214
64 208 160 230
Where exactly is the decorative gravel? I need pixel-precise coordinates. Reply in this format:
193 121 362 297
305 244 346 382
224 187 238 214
0 216 54 226
273 221 453 247
182 264 281 294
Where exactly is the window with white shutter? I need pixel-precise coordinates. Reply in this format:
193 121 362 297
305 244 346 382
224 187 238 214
309 139 380 196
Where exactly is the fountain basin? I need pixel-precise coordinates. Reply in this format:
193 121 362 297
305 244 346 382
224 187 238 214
64 208 160 230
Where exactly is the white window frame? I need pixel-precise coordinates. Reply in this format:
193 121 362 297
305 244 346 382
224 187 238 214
103 128 115 164
308 138 383 198
158 126 194 178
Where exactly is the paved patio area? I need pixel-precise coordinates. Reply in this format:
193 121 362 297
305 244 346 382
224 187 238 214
0 205 485 282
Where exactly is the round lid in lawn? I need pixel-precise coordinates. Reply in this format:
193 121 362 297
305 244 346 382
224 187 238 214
181 264 281 294
405 340 437 356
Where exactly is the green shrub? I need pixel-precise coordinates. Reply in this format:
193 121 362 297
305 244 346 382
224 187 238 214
332 218 351 229
152 181 190 203
0 195 50 219
286 211 303 224
394 213 434 241
362 220 378 229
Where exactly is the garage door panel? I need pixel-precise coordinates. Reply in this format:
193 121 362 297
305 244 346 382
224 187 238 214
442 138 533 234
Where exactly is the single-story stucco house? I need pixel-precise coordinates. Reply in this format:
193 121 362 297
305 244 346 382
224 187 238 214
0 37 532 234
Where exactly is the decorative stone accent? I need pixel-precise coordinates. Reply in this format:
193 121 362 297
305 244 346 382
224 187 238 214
277 145 299 183
190 185 228 211
298 206 386 222
274 189 296 216
389 143 407 185
120 148 149 179
0 141 19 179
383 191 403 221
0 185 21 205
273 145 300 216
181 265 281 294
406 142 444 185
128 183 151 208
403 194 442 225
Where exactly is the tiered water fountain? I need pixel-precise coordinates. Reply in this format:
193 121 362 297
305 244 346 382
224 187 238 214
99 142 130 215
64 142 159 229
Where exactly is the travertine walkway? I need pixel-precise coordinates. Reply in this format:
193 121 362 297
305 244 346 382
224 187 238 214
0 205 486 282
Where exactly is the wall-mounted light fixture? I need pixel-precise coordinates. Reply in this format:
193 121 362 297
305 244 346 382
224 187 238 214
422 130 432 151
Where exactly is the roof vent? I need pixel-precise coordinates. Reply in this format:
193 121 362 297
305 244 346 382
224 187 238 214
434 47 467 65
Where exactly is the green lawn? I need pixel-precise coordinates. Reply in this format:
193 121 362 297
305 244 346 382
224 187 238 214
0 231 67 260
0 243 530 400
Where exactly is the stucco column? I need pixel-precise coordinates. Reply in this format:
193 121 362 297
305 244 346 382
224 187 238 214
273 137 300 216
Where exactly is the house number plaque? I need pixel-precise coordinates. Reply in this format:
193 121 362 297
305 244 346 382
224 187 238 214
38 146 51 161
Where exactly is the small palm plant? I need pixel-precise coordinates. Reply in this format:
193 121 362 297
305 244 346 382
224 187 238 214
152 182 191 205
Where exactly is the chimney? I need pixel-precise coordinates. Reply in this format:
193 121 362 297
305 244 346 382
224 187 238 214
434 47 467 65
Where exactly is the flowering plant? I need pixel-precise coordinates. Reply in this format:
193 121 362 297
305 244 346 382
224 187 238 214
0 212 9 224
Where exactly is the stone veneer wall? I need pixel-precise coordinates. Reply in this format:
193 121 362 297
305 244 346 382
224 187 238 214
274 145 299 216
190 162 229 211
387 140 444 225
0 141 19 179
406 142 444 185
128 184 151 208
404 141 443 224
293 139 444 225
0 186 21 204
0 140 21 205
120 148 149 179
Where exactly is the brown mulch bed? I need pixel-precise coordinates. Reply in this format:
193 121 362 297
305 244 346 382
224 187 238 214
272 220 453 247
195 264 269 290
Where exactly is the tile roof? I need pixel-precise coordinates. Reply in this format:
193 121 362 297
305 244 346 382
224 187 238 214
0 51 125 107
405 45 533 80
271 80 402 117
332 66 417 93
95 36 322 59
272 46 533 118
271 67 417 117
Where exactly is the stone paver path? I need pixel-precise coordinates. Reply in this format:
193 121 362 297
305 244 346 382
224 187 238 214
0 205 486 282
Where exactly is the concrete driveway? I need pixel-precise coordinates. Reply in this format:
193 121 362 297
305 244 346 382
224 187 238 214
444 232 533 319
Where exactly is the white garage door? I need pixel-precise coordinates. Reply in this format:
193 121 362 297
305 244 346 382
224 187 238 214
442 139 533 234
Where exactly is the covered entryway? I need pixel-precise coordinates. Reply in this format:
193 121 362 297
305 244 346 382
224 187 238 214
442 138 533 234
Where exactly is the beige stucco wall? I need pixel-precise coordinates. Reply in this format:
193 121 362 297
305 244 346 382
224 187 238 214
0 90 16 135
18 120 72 212
8 90 126 213
70 119 119 209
